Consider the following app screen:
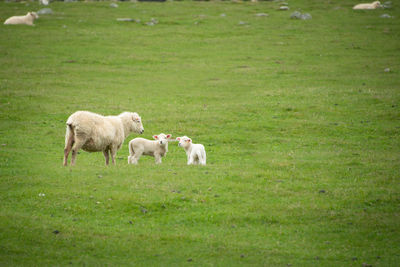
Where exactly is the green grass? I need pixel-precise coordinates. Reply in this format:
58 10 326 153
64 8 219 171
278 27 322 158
0 0 399 265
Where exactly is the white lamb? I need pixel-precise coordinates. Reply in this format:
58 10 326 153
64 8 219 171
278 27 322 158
176 136 206 166
4 12 39 26
353 1 381 9
128 134 172 164
64 111 144 166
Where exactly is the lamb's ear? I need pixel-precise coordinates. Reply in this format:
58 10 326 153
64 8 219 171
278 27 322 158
186 138 192 143
153 135 158 140
176 137 181 141
166 134 171 139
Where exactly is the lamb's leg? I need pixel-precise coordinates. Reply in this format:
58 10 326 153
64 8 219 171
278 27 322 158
187 155 194 165
131 152 142 164
103 150 110 165
71 138 85 166
155 155 162 164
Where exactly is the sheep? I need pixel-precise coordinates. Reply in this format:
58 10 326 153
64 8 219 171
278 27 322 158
63 111 144 166
39 0 49 5
128 134 172 164
353 1 381 9
176 136 206 166
4 12 39 26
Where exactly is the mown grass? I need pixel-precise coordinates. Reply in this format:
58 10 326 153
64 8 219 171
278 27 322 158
0 0 399 266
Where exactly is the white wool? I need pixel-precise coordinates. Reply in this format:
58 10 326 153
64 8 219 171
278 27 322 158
176 136 206 166
353 1 381 10
63 111 144 166
128 133 172 164
4 12 39 26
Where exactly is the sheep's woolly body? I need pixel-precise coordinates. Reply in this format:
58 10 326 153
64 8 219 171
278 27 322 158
64 111 144 166
353 1 381 9
128 134 171 164
4 12 39 25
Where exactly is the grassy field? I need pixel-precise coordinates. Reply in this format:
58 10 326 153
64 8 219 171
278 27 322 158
0 0 399 265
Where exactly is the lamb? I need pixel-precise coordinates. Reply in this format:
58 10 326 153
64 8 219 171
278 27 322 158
4 12 39 26
63 111 144 166
128 134 172 164
176 136 206 166
353 1 381 9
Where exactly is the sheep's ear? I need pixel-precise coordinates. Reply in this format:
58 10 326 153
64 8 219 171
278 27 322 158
153 135 158 140
186 139 192 143
166 134 171 139
176 137 181 141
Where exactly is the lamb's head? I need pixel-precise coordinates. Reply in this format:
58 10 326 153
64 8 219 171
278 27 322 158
153 134 171 146
176 136 192 149
29 12 39 19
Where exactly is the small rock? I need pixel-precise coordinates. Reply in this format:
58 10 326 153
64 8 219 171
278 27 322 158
129 221 133 224
96 201 101 204
141 208 148 214
116 18 134 22
38 193 45 197
380 14 392 18
53 230 60 234
300 13 312 20
279 6 290 11
362 263 372 267
382 1 392 8
110 3 118 8
315 256 320 260
220 13 226 17
256 13 269 17
98 175 103 178
62 25 67 28
352 257 358 261
187 258 193 262
319 190 326 193
238 21 247 25
240 254 245 258
37 8 53 15
384 68 391 72
291 11 312 20
1 144 6 146
290 11 301 19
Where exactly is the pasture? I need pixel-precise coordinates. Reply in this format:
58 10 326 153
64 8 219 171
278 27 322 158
0 0 399 265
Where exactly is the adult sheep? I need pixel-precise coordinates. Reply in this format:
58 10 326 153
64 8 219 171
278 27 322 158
63 111 144 166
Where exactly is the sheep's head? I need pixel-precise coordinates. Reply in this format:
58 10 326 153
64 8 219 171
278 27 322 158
153 134 171 146
373 1 381 8
127 112 144 134
176 136 191 149
29 12 39 19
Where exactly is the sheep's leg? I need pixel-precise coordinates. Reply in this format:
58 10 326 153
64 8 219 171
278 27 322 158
110 146 117 165
103 150 110 165
71 138 85 166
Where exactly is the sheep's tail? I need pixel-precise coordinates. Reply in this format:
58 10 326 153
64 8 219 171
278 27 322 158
63 123 75 166
65 123 75 149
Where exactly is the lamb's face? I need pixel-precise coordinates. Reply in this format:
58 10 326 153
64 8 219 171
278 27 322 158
176 136 191 148
373 1 381 7
153 134 171 146
131 113 144 134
